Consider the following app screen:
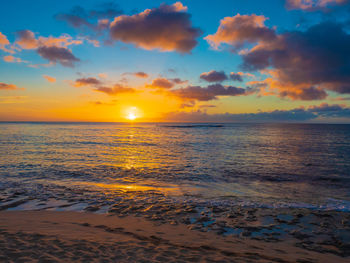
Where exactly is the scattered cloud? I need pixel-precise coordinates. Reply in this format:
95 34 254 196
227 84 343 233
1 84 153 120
14 30 82 67
241 22 350 99
229 72 243 82
94 84 136 95
0 32 14 53
74 77 102 87
43 75 56 83
37 46 80 67
205 14 276 50
0 82 21 90
164 103 350 122
98 73 108 79
55 3 123 31
3 55 26 63
146 77 186 89
171 83 246 101
147 78 174 89
133 72 149 78
285 0 348 11
200 70 227 82
109 2 201 53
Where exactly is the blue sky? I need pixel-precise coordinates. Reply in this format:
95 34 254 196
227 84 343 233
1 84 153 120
1 0 350 122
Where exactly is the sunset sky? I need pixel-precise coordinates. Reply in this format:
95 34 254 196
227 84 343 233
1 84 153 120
1 0 350 122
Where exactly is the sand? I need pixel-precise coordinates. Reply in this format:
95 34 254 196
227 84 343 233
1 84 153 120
0 211 348 263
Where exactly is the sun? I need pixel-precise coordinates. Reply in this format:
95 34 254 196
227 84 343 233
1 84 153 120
127 112 137 121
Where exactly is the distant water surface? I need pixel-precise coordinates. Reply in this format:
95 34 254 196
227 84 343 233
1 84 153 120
0 122 350 210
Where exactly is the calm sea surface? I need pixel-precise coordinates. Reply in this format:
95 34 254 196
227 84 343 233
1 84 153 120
1 122 350 211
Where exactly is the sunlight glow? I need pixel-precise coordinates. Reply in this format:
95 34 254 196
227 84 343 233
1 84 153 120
127 112 137 121
125 106 140 121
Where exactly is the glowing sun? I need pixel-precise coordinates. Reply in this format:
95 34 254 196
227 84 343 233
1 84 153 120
127 112 137 121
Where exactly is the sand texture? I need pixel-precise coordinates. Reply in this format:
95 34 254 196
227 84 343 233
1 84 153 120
0 211 349 263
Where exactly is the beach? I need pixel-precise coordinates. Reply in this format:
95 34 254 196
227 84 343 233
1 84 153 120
0 210 349 263
0 123 349 262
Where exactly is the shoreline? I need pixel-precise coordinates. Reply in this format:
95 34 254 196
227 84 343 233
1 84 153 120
0 210 349 262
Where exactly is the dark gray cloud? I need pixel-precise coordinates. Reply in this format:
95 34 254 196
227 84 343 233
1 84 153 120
146 77 187 89
200 70 228 82
164 103 350 122
239 21 350 98
230 72 243 82
37 46 80 67
172 84 246 101
94 84 136 95
55 2 122 30
109 2 201 53
74 77 102 87
279 86 328 100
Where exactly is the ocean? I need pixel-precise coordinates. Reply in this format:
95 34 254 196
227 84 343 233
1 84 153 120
1 122 350 211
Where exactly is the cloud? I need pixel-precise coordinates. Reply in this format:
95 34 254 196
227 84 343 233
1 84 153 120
240 21 350 99
133 72 148 78
73 77 102 87
109 2 201 53
279 86 328 100
164 103 350 122
37 46 80 67
285 0 348 11
15 30 82 50
146 77 186 89
200 70 228 82
98 73 108 79
230 72 245 82
205 14 276 50
124 71 149 78
147 78 174 89
3 55 25 63
55 3 123 30
172 83 246 101
15 30 38 49
43 75 56 83
0 32 13 53
94 84 136 95
308 103 350 117
0 82 20 90
14 30 82 67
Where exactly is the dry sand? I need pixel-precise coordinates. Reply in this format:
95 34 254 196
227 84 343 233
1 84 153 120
0 211 348 263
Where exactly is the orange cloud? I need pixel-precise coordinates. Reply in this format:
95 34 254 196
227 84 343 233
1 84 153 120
14 30 82 67
43 75 56 83
15 30 82 50
109 2 201 53
0 82 21 90
205 14 275 50
0 32 14 53
3 55 25 63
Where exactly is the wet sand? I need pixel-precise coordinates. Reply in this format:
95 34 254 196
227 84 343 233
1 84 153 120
0 211 349 262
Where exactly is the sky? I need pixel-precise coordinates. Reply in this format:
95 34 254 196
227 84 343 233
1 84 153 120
1 0 350 122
